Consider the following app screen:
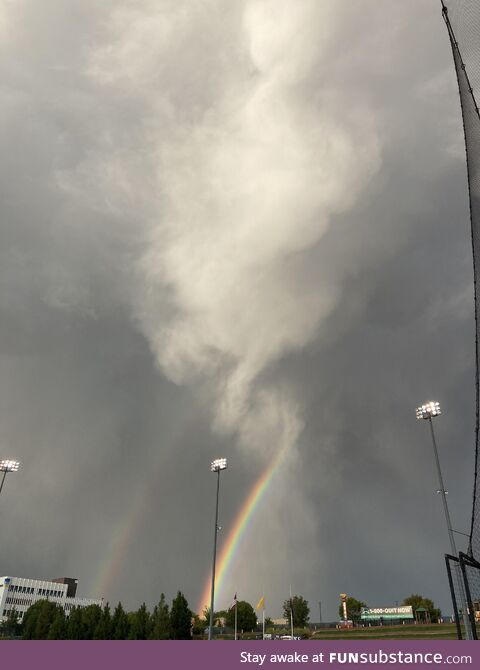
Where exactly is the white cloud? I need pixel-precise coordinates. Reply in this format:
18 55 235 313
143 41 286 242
105 1 383 446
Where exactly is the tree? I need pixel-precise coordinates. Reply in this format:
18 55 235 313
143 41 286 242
202 606 220 630
66 606 84 639
202 606 211 630
150 594 171 640
22 600 60 639
94 603 112 640
170 591 192 640
191 614 204 637
225 601 257 631
129 603 151 640
338 597 367 622
111 602 130 640
1 607 21 638
283 595 310 628
47 609 67 640
23 601 43 639
403 594 441 623
81 604 103 639
215 609 227 622
202 606 224 628
36 601 59 639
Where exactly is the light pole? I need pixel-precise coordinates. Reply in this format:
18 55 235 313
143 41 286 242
208 457 227 640
415 401 473 639
0 460 20 495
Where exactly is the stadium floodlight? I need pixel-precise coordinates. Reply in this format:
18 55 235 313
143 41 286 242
415 402 473 639
208 457 227 640
210 458 227 472
0 459 20 495
0 460 20 472
416 402 441 420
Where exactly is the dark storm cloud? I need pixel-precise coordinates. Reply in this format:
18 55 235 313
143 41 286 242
0 0 475 620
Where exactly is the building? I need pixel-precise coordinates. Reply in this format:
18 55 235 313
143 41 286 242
0 575 103 623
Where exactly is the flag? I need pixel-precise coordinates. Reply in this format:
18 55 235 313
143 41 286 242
256 596 265 610
229 593 238 611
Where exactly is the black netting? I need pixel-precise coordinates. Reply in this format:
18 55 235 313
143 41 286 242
442 2 480 94
445 554 476 639
446 555 466 638
461 555 480 634
441 1 480 559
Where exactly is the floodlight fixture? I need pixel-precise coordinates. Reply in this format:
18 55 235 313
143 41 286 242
416 402 441 420
0 459 20 496
0 460 20 472
210 458 227 472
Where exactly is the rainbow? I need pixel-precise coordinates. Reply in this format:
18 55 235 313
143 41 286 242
196 446 288 614
93 447 288 608
92 466 161 600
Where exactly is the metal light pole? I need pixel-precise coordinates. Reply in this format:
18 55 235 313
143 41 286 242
416 401 473 639
208 457 227 640
289 585 294 639
0 460 20 495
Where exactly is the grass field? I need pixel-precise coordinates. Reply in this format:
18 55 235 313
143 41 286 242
204 623 463 641
307 624 460 640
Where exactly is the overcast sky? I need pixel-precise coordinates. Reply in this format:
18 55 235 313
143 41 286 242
0 0 478 621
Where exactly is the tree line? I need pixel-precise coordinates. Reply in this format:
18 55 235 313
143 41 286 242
0 591 312 639
1 591 193 640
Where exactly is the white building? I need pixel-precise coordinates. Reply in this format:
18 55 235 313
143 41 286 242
0 575 103 622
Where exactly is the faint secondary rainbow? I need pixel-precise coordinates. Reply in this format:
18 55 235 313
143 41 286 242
92 466 161 600
197 446 289 614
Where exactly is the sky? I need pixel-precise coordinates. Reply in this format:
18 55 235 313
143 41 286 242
0 0 478 622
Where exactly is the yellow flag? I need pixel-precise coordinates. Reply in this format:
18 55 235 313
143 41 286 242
256 596 265 610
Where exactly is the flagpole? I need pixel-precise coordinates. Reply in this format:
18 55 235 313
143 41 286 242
262 583 265 640
290 585 294 639
235 600 238 641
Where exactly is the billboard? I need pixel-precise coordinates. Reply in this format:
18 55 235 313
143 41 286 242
360 606 414 621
